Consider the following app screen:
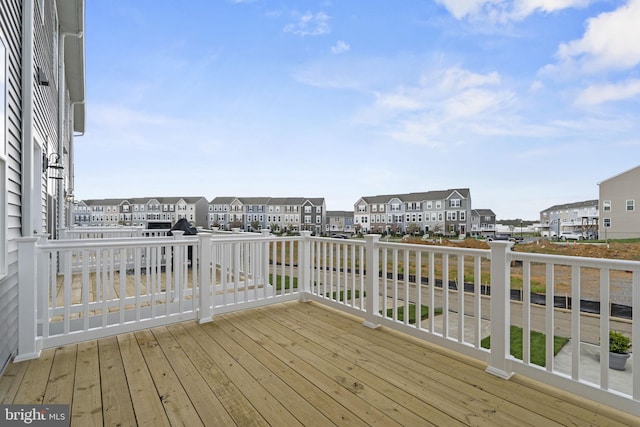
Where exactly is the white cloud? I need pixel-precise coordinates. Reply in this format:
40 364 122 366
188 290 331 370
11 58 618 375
362 67 517 146
284 11 330 36
555 0 640 73
575 79 640 105
435 0 593 22
331 40 350 54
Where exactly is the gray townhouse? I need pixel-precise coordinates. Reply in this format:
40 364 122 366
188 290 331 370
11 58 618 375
354 189 471 237
208 196 236 230
325 211 355 235
539 200 598 238
209 196 326 233
470 209 496 237
1 0 86 374
267 197 304 232
243 197 270 231
598 165 640 239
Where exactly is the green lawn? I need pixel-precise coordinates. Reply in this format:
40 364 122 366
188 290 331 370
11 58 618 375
481 325 569 367
270 274 297 291
381 304 442 324
327 289 365 301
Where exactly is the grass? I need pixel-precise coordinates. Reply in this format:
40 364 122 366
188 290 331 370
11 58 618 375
270 274 298 291
381 304 442 324
326 289 365 301
481 325 569 367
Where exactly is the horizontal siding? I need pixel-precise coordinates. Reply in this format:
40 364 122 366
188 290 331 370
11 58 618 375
0 0 21 374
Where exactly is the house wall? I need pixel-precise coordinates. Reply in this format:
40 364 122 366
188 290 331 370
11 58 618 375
599 166 640 239
0 0 23 375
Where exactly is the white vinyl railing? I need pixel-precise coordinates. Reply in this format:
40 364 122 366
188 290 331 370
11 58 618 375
60 226 170 239
15 232 640 416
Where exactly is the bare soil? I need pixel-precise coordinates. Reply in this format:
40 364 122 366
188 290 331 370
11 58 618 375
405 238 640 305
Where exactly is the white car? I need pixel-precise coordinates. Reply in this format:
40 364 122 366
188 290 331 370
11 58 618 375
559 231 583 241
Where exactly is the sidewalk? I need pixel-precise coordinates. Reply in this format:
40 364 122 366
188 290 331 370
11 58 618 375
430 314 633 396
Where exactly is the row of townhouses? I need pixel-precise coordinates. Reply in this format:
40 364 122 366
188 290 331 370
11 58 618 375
74 197 210 229
353 189 496 238
539 165 640 240
73 189 499 238
74 196 328 234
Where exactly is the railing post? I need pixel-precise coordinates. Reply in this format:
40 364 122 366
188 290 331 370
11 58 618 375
299 231 312 301
486 241 514 379
260 229 271 292
172 231 184 303
363 234 381 329
15 237 42 361
198 233 213 323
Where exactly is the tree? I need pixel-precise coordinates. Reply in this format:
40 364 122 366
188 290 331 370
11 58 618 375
230 220 243 230
406 222 420 235
250 220 260 231
354 224 362 235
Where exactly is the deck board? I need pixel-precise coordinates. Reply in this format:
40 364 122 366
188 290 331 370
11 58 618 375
0 301 638 426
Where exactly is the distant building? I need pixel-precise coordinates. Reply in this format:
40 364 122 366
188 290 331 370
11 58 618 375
208 197 326 233
470 209 496 237
539 200 598 238
325 211 355 234
76 197 209 228
354 189 471 236
598 165 640 239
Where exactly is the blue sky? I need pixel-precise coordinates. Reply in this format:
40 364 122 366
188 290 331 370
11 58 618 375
75 0 640 220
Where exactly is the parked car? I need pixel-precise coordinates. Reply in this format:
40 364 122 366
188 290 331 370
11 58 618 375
559 231 583 241
487 234 512 242
331 234 348 239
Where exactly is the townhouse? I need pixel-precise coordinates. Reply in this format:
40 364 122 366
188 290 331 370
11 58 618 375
539 200 599 238
77 197 209 228
208 197 326 233
354 189 471 236
1 0 85 373
470 209 497 237
325 211 355 235
598 165 640 239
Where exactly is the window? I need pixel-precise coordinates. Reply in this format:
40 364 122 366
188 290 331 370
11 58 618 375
626 200 635 211
604 218 611 228
450 199 461 208
603 201 611 212
460 211 465 221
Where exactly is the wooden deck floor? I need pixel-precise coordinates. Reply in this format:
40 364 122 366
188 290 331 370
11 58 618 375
0 301 636 426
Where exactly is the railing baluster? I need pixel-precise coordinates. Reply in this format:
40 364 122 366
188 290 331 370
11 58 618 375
571 265 581 381
600 268 611 390
546 263 555 372
457 255 464 342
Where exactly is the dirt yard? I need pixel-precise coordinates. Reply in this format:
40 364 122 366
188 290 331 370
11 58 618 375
406 237 640 305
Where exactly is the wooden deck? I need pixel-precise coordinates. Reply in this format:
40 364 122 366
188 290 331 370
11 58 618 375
0 302 637 426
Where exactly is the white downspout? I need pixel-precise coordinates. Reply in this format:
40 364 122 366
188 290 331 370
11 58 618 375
21 0 35 236
57 31 82 233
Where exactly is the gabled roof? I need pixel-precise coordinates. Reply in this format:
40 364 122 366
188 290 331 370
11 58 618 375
210 197 238 205
267 197 306 205
541 199 598 213
472 209 495 216
598 164 640 185
326 211 354 217
359 188 471 205
239 197 271 205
